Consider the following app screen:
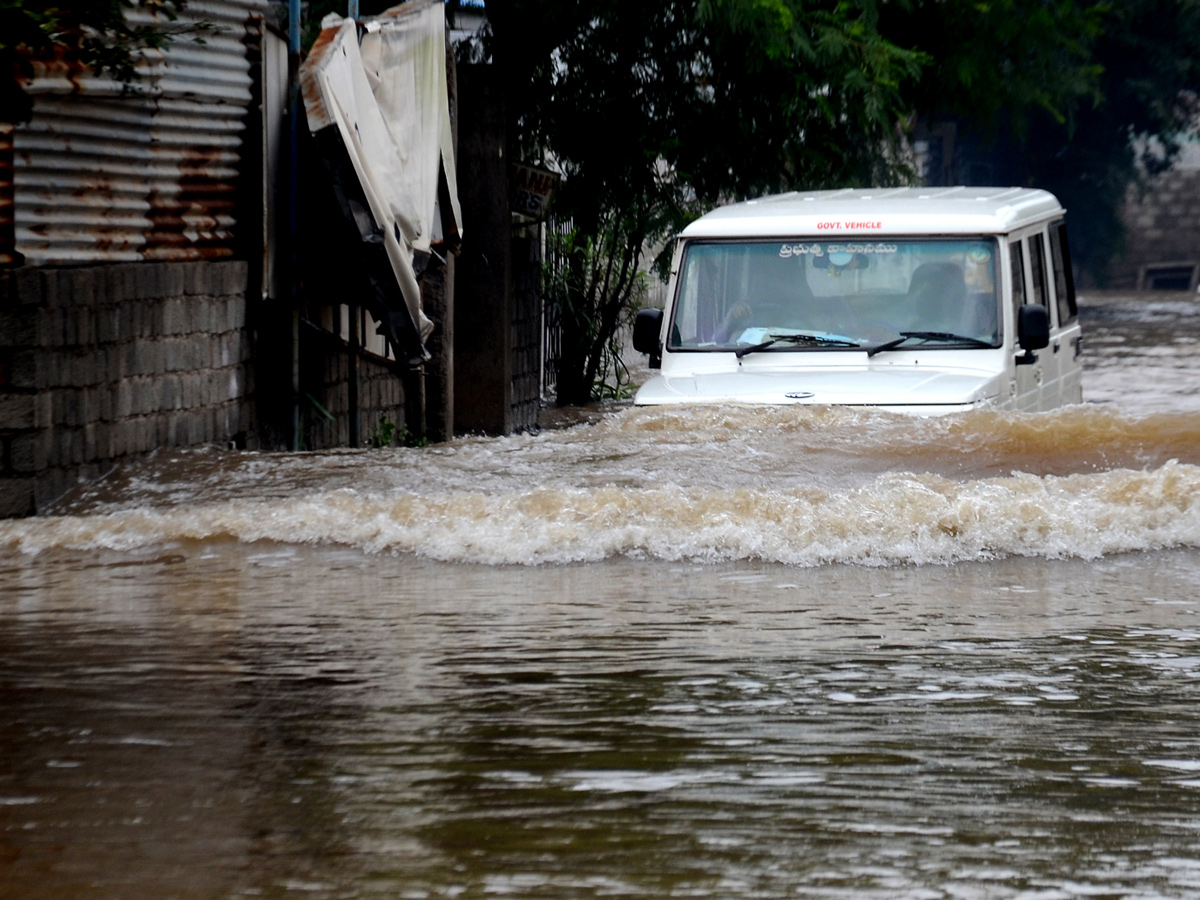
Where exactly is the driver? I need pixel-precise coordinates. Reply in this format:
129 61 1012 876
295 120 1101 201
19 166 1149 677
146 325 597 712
712 253 818 343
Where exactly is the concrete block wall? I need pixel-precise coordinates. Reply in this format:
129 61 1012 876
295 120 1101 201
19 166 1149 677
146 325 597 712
1110 167 1200 289
357 360 407 446
298 323 406 449
0 261 254 516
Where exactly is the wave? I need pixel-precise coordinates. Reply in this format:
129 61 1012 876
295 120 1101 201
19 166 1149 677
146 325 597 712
597 403 1200 473
4 459 1198 567
46 404 1200 520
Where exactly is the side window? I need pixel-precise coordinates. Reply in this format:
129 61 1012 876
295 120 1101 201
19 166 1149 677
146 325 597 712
1049 222 1077 325
1009 240 1025 331
1028 233 1049 313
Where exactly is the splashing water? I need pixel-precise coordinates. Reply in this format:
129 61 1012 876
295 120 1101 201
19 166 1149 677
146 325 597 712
4 402 1200 567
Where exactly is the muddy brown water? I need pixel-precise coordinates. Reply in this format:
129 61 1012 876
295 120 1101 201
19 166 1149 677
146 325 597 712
3 293 1200 899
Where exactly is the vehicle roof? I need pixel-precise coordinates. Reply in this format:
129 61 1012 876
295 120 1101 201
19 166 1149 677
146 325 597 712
680 187 1064 238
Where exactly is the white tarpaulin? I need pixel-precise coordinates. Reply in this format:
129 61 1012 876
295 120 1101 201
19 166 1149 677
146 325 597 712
301 0 461 343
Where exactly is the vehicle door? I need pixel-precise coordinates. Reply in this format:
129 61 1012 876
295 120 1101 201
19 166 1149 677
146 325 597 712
1026 229 1060 408
1009 237 1045 410
1047 221 1083 404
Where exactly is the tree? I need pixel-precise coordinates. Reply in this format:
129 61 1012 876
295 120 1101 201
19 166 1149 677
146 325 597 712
1 0 191 124
486 0 923 405
1029 0 1200 279
878 0 1200 281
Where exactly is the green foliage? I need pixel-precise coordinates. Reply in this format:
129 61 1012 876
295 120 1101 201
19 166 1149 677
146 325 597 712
496 0 922 228
367 416 431 448
879 0 1107 140
368 417 397 449
544 219 648 404
1035 0 1200 278
1 0 194 123
879 0 1200 280
487 0 923 404
398 424 431 448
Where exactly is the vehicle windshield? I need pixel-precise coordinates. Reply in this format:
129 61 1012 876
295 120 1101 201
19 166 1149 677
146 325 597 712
668 238 1001 351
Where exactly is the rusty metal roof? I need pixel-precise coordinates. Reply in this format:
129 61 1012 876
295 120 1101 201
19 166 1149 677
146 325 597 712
6 0 269 266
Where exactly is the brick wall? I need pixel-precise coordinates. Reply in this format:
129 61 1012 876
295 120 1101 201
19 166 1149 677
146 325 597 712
0 261 254 516
1110 167 1200 289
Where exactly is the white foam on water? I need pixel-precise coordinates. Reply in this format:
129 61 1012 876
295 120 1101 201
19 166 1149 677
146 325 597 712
827 692 863 703
1145 759 1200 772
751 771 826 786
563 769 712 793
4 458 1200 568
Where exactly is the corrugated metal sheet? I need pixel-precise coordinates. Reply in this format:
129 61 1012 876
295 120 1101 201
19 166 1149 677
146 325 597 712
10 0 269 265
0 123 15 266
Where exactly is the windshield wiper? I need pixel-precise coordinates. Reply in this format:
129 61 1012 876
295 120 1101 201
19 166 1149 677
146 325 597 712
735 332 860 359
866 331 994 358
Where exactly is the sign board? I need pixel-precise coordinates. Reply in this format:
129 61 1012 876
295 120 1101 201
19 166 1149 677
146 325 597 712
510 162 560 222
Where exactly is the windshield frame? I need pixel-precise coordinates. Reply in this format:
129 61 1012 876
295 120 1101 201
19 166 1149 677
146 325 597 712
665 236 1004 354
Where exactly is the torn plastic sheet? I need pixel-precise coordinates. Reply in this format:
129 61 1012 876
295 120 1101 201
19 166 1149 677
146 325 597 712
300 0 461 364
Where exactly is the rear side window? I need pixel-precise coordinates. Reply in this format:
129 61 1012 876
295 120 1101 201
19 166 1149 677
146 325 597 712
1050 222 1077 324
1028 233 1049 310
1009 240 1025 328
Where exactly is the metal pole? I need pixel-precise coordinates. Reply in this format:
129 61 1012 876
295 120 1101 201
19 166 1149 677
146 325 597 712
288 0 302 450
348 304 360 446
343 0 359 446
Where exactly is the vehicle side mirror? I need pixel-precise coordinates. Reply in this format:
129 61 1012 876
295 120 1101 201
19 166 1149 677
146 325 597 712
1016 303 1050 365
633 308 664 368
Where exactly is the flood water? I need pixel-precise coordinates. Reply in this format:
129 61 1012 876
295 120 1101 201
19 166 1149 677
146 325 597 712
3 293 1200 899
